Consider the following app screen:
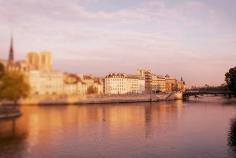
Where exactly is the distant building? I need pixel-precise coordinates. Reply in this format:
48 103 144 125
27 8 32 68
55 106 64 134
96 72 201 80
27 51 52 71
177 77 186 92
93 78 104 94
63 73 80 95
81 75 104 95
165 75 177 92
28 70 64 95
138 69 152 92
127 75 145 94
27 52 39 69
8 36 14 66
151 74 166 92
1 37 53 73
105 73 145 95
138 69 185 93
78 81 88 95
13 60 30 72
63 73 104 96
138 69 167 93
1 36 186 97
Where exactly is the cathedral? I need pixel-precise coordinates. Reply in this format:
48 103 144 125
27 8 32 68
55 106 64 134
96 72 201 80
0 36 28 72
0 36 52 72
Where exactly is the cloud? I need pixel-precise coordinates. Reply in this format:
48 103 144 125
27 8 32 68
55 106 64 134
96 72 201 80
0 0 236 86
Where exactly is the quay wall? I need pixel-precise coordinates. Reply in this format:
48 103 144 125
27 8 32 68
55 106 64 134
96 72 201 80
2 92 183 105
0 106 22 119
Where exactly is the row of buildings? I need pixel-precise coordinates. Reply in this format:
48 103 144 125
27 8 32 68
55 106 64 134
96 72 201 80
104 70 185 95
0 37 186 96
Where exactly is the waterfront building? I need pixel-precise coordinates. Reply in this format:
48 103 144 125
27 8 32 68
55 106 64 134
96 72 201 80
63 73 104 96
138 69 167 93
138 69 184 93
81 75 104 95
63 73 80 95
28 70 64 95
151 74 166 93
93 78 104 94
177 77 186 92
127 75 145 94
105 73 145 95
77 81 88 95
165 75 177 92
138 69 152 92
1 37 185 97
105 73 127 94
82 75 95 87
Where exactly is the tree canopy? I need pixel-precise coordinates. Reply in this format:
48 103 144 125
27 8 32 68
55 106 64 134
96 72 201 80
225 67 236 94
0 70 30 103
87 85 98 94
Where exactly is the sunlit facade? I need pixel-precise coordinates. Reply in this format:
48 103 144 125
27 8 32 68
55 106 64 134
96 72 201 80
1 37 185 97
151 74 166 92
105 73 145 94
28 70 64 95
177 77 186 92
165 75 178 92
63 73 104 96
27 51 52 71
63 74 80 95
138 69 185 93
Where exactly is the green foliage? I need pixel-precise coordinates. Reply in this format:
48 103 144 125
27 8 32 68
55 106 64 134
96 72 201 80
0 71 30 103
225 67 236 93
87 85 98 94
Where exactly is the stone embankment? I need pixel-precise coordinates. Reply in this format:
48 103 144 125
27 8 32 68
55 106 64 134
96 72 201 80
0 106 21 119
14 92 183 105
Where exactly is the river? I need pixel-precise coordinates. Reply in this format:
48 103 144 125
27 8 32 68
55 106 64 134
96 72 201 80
0 96 236 158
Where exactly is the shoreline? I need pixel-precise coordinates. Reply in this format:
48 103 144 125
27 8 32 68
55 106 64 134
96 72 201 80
2 92 183 106
0 112 21 119
0 106 22 120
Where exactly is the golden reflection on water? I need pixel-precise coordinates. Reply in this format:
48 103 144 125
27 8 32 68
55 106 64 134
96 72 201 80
1 97 236 158
0 101 185 157
1 102 184 140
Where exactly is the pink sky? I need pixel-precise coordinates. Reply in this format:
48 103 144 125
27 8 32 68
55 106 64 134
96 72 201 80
0 0 236 87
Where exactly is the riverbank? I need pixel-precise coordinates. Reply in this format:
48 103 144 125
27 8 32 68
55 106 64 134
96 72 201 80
0 106 21 119
1 92 183 106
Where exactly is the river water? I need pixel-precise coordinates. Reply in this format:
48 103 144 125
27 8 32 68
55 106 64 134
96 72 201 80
0 96 236 158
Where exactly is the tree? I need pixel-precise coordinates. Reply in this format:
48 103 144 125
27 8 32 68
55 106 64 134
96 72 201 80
225 67 236 94
87 85 98 94
228 118 236 147
0 71 30 104
0 62 4 78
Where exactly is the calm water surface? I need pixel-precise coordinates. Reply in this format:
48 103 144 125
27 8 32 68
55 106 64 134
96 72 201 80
1 97 236 158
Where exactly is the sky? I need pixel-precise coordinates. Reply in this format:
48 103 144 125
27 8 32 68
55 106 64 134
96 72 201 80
0 0 236 87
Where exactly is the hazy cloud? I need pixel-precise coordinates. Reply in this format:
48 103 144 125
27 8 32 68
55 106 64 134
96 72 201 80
0 0 236 86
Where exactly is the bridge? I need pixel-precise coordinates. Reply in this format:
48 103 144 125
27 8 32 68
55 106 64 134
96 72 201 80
183 90 234 99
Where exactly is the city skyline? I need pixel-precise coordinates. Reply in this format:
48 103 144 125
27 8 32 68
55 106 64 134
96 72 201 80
1 0 236 86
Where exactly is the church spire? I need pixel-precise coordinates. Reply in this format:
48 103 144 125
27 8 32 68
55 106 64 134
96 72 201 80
8 35 14 65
